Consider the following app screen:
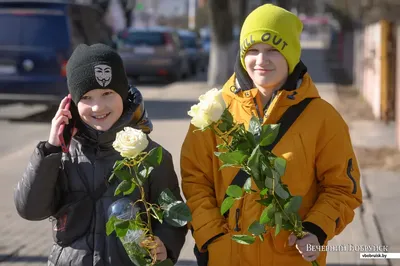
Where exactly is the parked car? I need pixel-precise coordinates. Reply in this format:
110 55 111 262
0 0 114 107
116 26 190 82
177 29 207 75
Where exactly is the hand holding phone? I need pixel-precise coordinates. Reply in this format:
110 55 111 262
48 94 76 152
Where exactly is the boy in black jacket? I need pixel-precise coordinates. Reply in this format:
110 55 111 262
14 43 187 265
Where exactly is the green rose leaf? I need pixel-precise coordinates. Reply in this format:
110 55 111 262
265 177 274 189
155 259 175 266
232 235 256 245
150 205 164 223
114 168 132 181
123 182 137 196
139 166 154 182
146 146 163 167
248 221 266 236
164 201 192 227
158 189 178 209
216 143 226 150
274 212 282 236
221 197 235 215
284 196 303 213
226 185 243 199
260 124 280 146
260 204 275 224
247 146 265 190
248 116 261 136
260 188 269 197
256 196 273 206
237 139 252 153
275 184 290 199
219 163 238 171
108 172 116 182
245 131 257 148
129 219 142 231
115 220 129 237
274 157 287 177
113 159 124 170
114 180 133 196
282 222 294 231
272 169 280 184
106 216 117 235
220 108 234 125
215 150 248 165
217 121 229 132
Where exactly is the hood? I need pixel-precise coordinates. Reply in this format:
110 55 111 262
73 86 153 149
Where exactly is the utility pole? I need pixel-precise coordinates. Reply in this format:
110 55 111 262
188 0 196 30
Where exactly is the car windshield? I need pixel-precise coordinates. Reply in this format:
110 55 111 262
119 31 166 46
0 9 69 48
180 36 197 48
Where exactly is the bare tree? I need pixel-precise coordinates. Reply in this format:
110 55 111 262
207 0 235 86
275 0 292 10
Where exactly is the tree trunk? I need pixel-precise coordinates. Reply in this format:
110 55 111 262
238 0 247 26
275 0 292 10
207 0 235 87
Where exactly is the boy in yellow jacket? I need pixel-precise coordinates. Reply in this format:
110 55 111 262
181 4 362 266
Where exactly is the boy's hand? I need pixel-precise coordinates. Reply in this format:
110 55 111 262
48 96 75 146
141 236 168 261
152 236 167 261
288 232 320 262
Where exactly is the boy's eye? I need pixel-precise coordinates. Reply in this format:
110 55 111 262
81 95 90 100
269 48 279 52
103 91 113 96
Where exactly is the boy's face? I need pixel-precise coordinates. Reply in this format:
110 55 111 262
244 43 288 89
77 89 123 131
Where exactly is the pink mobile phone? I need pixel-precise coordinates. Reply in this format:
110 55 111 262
57 94 76 153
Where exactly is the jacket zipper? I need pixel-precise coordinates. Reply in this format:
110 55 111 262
234 208 241 231
347 158 357 194
91 146 100 255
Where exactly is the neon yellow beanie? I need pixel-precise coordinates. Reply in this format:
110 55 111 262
239 4 303 74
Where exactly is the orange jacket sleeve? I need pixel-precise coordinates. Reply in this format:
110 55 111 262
304 114 362 242
180 124 228 251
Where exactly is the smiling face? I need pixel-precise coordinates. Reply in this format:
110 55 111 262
94 64 112 87
77 89 123 131
244 43 288 89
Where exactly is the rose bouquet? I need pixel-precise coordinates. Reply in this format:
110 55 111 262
106 127 192 266
187 88 319 266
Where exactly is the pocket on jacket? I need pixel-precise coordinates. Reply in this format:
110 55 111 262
207 233 232 266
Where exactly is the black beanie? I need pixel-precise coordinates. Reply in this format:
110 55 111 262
66 43 129 104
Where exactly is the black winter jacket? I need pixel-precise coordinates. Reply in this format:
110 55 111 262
13 88 187 265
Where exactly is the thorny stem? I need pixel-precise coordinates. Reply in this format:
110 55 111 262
209 125 234 152
271 192 319 266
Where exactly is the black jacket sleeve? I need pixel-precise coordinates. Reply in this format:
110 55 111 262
14 141 62 221
148 144 188 264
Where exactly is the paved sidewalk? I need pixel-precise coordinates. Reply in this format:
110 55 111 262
319 84 400 266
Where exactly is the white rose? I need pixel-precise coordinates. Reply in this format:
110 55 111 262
113 127 149 158
188 88 226 129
